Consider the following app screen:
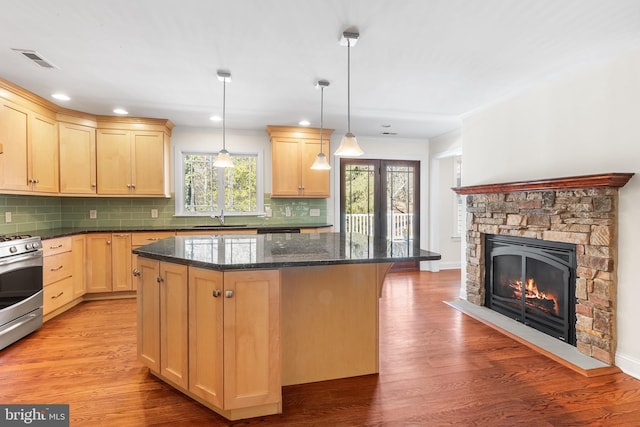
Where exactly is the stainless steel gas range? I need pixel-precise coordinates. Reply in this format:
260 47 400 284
0 234 43 350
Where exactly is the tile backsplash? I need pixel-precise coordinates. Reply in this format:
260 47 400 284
0 194 328 234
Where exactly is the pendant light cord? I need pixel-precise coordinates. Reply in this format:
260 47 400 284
320 85 324 150
222 79 226 150
347 38 351 133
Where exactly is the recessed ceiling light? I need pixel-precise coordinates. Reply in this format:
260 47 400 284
51 93 70 101
113 108 128 115
299 120 311 126
210 115 222 122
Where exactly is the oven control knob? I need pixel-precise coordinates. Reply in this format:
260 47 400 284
9 246 17 253
26 243 33 249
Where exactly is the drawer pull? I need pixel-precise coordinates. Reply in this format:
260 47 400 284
113 234 129 237
147 238 159 241
49 244 63 249
50 265 64 271
51 291 64 299
213 289 221 298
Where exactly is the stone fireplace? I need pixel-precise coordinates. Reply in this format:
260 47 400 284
453 173 634 365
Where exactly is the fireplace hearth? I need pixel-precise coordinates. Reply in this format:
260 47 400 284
485 234 576 344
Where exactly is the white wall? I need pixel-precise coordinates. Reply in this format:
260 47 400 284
462 47 640 378
429 130 463 270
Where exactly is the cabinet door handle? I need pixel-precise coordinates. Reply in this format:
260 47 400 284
51 291 64 299
91 183 97 188
157 276 164 283
131 184 136 189
225 290 234 298
213 289 221 298
50 265 64 271
107 241 111 245
132 269 141 277
127 184 132 188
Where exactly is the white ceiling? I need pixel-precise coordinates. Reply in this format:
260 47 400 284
2 0 640 140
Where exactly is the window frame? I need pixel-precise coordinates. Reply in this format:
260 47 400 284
174 148 264 217
453 155 463 239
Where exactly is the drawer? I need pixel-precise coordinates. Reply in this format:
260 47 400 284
132 231 174 247
43 251 73 285
43 236 72 257
43 276 74 315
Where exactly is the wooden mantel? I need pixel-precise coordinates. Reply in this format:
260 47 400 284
452 173 634 195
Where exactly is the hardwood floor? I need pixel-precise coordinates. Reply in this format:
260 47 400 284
1 270 639 426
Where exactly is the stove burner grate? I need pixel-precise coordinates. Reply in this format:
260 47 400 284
0 234 33 242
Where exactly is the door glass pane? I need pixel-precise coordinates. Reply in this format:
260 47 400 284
344 164 376 236
386 165 415 243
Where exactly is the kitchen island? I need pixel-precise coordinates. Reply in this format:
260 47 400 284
133 232 440 421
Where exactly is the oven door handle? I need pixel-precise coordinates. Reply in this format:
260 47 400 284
0 251 42 268
0 312 40 337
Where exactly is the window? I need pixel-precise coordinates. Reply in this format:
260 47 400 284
177 151 262 216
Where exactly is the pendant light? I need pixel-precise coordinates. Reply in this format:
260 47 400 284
334 30 364 157
311 80 331 170
213 70 234 168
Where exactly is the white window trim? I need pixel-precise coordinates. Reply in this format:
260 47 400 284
174 148 264 217
452 155 463 239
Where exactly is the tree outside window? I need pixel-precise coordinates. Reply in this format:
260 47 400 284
182 153 258 215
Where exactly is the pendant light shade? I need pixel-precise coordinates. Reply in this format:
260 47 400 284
213 71 234 168
334 30 364 157
311 80 331 170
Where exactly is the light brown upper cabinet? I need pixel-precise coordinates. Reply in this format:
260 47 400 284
267 125 333 198
1 78 173 197
59 118 97 194
96 118 172 197
0 98 59 194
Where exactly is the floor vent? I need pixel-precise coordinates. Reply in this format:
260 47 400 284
12 49 58 69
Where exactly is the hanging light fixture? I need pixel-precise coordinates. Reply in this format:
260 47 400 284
213 70 234 168
311 80 331 170
334 30 364 157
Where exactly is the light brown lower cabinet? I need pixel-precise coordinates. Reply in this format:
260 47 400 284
136 258 188 388
86 233 132 293
136 259 281 420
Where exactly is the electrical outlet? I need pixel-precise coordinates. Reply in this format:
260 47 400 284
309 208 320 217
89 209 97 219
285 207 292 217
265 206 272 218
151 209 158 218
4 212 11 223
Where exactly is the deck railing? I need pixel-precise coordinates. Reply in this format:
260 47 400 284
344 213 413 240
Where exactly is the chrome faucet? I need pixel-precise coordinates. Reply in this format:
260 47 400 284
212 209 224 225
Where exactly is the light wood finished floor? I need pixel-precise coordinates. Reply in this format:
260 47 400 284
1 270 639 426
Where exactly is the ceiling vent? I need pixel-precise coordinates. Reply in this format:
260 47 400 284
12 49 58 69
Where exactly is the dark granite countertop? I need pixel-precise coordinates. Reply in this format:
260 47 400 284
28 224 333 240
132 232 441 270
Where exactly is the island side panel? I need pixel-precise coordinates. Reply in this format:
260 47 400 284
280 263 382 386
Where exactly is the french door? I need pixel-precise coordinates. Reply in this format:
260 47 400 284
340 159 420 244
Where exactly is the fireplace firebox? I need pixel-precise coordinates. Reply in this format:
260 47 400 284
485 235 576 344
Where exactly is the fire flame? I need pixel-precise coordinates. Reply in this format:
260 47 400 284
508 277 560 316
